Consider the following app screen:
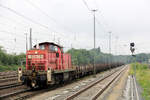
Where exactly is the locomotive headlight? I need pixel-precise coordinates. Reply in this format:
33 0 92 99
28 55 32 59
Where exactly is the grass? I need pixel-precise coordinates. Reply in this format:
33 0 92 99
0 65 25 72
130 63 150 100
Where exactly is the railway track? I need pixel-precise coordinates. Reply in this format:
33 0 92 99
0 67 126 100
0 82 22 90
0 71 58 100
7 88 50 100
0 84 64 100
32 66 125 100
0 71 19 89
0 71 17 76
0 77 18 83
0 85 30 99
0 72 31 100
62 66 126 100
0 71 17 81
0 71 17 84
0 74 17 79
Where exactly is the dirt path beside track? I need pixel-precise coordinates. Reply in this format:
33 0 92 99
98 65 129 100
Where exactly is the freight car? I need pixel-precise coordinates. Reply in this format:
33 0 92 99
18 42 123 88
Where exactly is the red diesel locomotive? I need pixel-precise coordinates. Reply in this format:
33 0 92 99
18 42 75 87
18 42 123 88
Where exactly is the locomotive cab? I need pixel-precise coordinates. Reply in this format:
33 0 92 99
26 42 62 71
20 42 72 88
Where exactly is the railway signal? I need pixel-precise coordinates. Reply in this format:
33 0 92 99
130 42 135 56
130 42 136 75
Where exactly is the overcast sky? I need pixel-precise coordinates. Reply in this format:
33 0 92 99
0 0 150 55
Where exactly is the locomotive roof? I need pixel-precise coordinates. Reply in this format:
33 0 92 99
34 42 63 48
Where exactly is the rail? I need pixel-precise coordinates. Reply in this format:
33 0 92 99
65 66 126 100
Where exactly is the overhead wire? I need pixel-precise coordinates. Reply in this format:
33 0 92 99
0 15 52 45
25 0 73 33
0 29 28 52
0 4 57 32
0 2 72 53
0 18 59 52
0 0 109 53
81 0 110 34
81 0 107 34
0 6 67 43
25 0 77 47
82 0 91 11
0 41 25 50
95 17 107 34
0 30 26 40
0 13 30 30
97 10 112 32
81 0 109 49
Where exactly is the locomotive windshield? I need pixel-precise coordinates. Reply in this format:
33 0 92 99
39 45 45 50
49 45 58 52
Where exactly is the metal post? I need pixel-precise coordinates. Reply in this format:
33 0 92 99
29 28 32 49
92 9 97 76
25 33 28 51
130 42 135 74
133 55 136 75
94 11 96 49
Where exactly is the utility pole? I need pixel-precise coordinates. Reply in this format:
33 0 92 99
115 36 118 55
25 33 28 51
115 36 118 64
92 9 97 76
92 9 97 49
29 28 32 50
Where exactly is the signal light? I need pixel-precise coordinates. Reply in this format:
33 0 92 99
130 42 134 47
130 42 135 56
19 68 22 71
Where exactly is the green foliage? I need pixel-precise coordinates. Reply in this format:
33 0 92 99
67 48 150 66
67 48 123 66
67 48 92 65
130 63 150 100
0 46 26 71
130 63 148 72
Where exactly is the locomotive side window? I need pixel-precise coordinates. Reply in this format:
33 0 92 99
39 45 45 50
55 46 58 51
49 45 58 52
49 45 55 51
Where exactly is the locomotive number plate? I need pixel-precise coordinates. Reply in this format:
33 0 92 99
28 55 44 59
